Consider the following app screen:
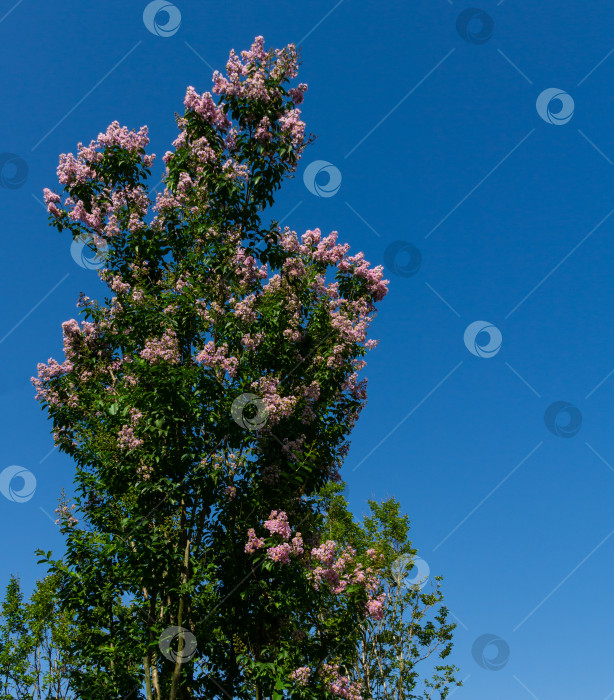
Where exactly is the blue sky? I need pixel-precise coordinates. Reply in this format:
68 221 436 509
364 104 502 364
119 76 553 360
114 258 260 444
2 0 614 697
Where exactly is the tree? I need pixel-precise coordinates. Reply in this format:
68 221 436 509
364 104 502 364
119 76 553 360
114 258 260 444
31 35 392 699
315 482 462 699
0 569 75 699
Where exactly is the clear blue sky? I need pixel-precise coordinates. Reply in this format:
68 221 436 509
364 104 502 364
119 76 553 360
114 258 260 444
2 1 614 697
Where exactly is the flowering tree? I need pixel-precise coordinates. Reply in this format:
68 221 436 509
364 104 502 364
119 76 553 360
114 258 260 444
33 36 390 699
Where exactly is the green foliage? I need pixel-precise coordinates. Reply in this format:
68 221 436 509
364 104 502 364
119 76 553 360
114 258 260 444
0 572 75 699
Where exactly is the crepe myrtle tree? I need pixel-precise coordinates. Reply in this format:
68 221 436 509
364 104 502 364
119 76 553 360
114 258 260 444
32 36 390 700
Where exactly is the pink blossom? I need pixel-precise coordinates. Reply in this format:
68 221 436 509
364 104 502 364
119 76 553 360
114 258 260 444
311 540 336 568
279 108 305 148
108 275 131 294
184 86 230 130
61 318 98 361
57 153 96 186
281 435 305 456
263 510 291 539
194 341 239 377
254 116 272 142
140 329 181 365
339 252 389 302
137 463 153 480
190 136 217 164
290 532 304 556
303 381 320 400
43 188 61 217
233 295 257 323
97 121 150 153
54 503 79 529
288 83 308 105
290 666 311 686
234 251 268 287
320 664 363 700
245 527 265 554
117 425 143 451
366 593 386 620
241 332 264 351
267 542 292 564
222 159 249 182
251 376 298 424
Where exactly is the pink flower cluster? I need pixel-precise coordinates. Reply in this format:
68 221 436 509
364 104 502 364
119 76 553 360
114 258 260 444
54 503 78 529
244 510 304 565
320 664 363 700
264 510 292 538
301 381 320 423
341 372 368 403
251 376 298 425
280 226 389 304
194 341 239 378
280 227 349 266
309 542 357 594
43 188 62 217
245 528 266 554
288 83 308 105
233 294 257 323
279 108 305 148
281 434 306 457
96 121 152 155
56 122 152 186
56 153 96 187
45 122 154 236
308 540 385 618
35 357 73 381
234 249 268 287
290 661 363 698
67 199 104 231
108 274 131 294
338 252 389 302
213 36 270 99
117 407 144 451
208 36 309 156
61 318 98 361
240 332 264 351
254 116 272 142
192 136 217 164
245 512 385 628
366 593 386 621
184 86 230 130
304 381 320 400
222 158 249 182
137 462 153 480
265 511 304 564
289 666 311 686
139 329 181 365
31 356 74 406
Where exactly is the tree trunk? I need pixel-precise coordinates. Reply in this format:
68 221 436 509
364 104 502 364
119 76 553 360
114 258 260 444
143 654 153 700
170 497 191 700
